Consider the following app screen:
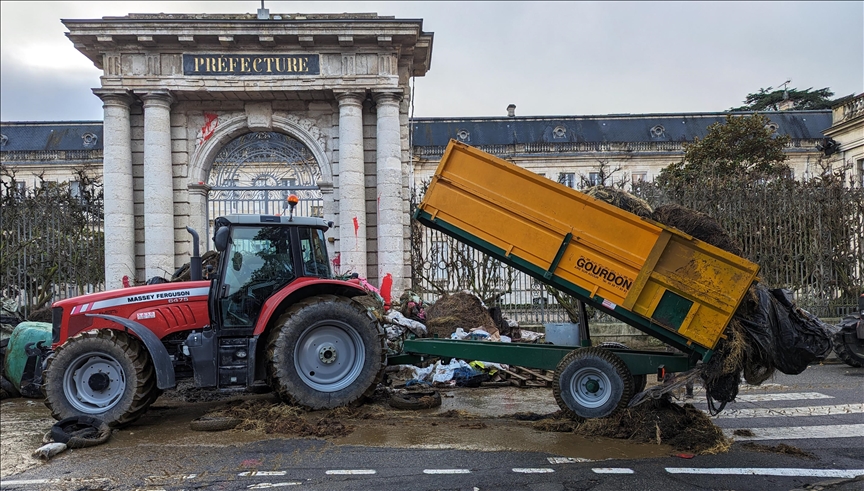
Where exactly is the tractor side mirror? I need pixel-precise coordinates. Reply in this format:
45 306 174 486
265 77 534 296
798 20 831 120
214 226 230 252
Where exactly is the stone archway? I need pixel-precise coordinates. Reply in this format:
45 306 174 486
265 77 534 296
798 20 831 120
206 131 323 237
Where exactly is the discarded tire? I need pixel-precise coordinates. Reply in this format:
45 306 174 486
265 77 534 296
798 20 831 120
388 390 442 410
190 416 243 431
50 415 111 448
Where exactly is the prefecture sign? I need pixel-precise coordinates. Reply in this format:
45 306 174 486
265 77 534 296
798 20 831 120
183 54 320 76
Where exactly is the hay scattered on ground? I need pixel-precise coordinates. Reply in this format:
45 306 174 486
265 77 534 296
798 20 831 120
740 442 815 459
651 204 742 256
425 292 495 338
584 186 654 218
732 429 755 437
575 399 730 454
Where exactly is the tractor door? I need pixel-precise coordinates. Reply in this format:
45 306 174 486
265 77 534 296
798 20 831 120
218 225 296 332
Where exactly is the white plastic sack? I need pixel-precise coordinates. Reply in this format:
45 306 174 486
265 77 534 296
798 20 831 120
384 310 427 337
432 358 472 383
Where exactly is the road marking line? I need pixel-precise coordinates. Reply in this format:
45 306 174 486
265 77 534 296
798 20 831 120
146 474 198 480
665 468 864 478
423 469 472 474
238 471 288 477
548 457 594 464
512 468 555 473
0 478 110 486
592 468 635 474
724 424 864 440
731 392 834 402
325 470 376 475
247 483 302 489
713 404 863 418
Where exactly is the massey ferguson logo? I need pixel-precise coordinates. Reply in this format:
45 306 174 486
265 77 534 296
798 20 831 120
576 256 633 291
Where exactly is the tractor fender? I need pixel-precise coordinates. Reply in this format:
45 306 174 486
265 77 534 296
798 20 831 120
85 314 176 390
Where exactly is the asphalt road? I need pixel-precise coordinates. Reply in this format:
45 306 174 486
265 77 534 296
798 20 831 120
1 361 861 491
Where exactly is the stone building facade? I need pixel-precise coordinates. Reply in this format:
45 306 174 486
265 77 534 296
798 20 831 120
59 13 433 294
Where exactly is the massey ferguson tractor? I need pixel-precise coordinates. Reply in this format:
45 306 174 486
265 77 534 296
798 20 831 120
43 209 386 427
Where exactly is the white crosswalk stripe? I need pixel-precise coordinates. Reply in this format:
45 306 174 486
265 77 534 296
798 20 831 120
714 403 863 419
724 423 864 441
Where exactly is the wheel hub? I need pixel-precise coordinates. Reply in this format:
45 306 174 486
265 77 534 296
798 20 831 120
87 372 111 392
318 344 338 364
584 378 600 394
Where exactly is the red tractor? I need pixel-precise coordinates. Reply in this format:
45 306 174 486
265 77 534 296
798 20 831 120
42 213 385 427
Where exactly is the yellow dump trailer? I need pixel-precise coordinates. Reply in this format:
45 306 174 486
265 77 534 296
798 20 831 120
414 140 759 358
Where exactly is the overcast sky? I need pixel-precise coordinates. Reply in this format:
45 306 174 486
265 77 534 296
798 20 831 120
1 1 861 122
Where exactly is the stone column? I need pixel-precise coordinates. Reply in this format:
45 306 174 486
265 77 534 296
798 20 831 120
95 91 135 290
374 91 404 300
336 92 367 278
141 91 175 280
187 183 210 251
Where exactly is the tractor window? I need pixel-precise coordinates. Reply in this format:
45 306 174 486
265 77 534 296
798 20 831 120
299 228 332 278
221 226 295 328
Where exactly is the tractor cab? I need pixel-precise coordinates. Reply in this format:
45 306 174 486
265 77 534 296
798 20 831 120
210 214 333 333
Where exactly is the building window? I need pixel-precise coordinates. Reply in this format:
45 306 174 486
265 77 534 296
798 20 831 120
858 159 864 187
558 172 575 188
15 181 26 196
70 180 82 200
632 172 647 183
588 172 602 186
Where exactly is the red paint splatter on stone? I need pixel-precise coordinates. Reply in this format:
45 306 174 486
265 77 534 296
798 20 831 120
353 216 359 236
380 273 392 310
196 112 218 146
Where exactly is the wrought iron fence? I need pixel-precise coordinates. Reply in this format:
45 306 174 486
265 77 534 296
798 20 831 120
1 169 104 319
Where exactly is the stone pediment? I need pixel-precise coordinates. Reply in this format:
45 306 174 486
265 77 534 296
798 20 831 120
63 13 433 89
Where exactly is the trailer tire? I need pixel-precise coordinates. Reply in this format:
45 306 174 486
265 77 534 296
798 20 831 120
596 342 647 395
267 295 385 410
43 330 159 428
833 328 864 368
553 347 633 420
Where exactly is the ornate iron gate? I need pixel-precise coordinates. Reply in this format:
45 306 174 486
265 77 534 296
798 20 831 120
207 132 323 240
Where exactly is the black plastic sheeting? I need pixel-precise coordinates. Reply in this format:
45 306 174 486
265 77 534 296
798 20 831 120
738 285 834 375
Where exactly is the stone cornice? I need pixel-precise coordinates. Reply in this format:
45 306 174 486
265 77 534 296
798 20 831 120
63 15 433 76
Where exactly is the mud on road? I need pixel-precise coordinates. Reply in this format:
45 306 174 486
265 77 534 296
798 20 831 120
2 383 735 480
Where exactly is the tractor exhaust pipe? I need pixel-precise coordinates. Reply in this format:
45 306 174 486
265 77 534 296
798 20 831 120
186 226 202 281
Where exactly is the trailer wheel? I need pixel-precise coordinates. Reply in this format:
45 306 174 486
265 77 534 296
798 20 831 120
596 342 647 395
553 347 633 419
43 330 158 428
833 327 864 368
267 295 385 409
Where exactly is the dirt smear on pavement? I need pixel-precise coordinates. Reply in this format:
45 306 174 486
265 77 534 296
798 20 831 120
0 400 56 478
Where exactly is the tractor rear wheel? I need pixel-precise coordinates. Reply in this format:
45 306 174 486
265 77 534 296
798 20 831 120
43 330 158 427
267 295 385 409
553 347 634 420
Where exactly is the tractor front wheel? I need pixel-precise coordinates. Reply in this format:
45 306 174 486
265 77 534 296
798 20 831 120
43 330 158 427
